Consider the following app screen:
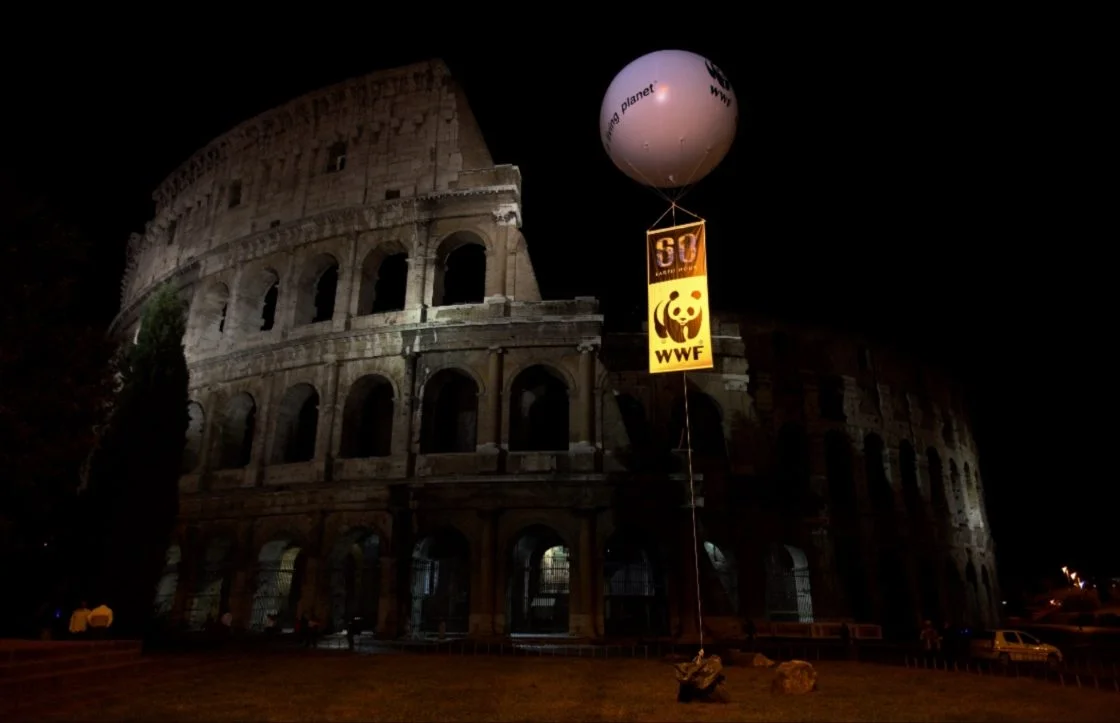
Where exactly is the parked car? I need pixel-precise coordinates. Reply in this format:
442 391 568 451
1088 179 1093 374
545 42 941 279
970 629 1062 669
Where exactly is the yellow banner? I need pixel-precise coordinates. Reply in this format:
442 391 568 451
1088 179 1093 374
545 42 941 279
646 220 714 374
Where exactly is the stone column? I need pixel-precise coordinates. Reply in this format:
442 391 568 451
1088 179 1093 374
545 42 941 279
480 347 504 449
395 352 418 460
576 341 597 447
486 211 514 299
169 527 199 626
470 509 498 637
249 373 276 484
229 523 257 630
317 359 342 480
571 510 596 637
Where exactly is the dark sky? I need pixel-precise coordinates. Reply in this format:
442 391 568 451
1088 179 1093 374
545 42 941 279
3 23 1109 592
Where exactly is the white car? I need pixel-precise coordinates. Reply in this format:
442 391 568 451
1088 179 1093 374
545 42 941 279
970 629 1062 669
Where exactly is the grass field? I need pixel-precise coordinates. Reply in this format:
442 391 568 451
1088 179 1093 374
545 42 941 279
11 650 1119 722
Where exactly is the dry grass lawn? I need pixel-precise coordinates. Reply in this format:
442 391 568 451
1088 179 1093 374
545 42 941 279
11 650 1119 722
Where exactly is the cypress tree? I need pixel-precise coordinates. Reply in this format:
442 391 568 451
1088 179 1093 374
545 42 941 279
83 282 189 636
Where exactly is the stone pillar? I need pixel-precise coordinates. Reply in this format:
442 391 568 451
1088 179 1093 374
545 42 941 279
404 255 429 311
485 213 512 299
230 523 257 630
396 352 419 466
470 509 498 637
317 359 342 478
576 341 597 447
249 373 276 484
571 510 596 637
480 347 504 449
378 556 399 637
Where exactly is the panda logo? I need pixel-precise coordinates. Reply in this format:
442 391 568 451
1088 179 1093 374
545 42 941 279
654 289 704 344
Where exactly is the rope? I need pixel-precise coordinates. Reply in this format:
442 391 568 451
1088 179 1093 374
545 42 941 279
682 371 705 658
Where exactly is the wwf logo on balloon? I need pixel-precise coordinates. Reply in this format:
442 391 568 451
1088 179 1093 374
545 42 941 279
654 289 704 344
706 60 731 91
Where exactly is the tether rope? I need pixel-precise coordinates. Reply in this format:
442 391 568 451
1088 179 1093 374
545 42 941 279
682 371 704 657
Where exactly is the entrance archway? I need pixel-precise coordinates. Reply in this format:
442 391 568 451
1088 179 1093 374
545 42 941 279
508 525 571 635
603 533 669 637
410 528 471 636
328 530 381 633
250 539 305 631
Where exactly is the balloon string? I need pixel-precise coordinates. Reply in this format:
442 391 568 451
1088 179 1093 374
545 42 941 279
670 147 713 204
647 202 704 231
622 157 678 207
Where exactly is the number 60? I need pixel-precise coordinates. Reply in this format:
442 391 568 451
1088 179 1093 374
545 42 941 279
655 233 699 268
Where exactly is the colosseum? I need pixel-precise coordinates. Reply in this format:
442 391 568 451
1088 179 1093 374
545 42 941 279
111 59 999 643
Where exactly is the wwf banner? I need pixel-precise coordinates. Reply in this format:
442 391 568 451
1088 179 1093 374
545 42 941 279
646 220 714 374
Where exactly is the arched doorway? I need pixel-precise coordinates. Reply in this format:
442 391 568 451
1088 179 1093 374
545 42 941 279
410 528 471 636
508 526 571 635
152 545 181 619
603 533 669 637
328 530 381 633
188 537 234 630
250 539 305 631
765 544 814 623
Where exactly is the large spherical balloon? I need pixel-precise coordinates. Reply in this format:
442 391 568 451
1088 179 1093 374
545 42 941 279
600 50 738 189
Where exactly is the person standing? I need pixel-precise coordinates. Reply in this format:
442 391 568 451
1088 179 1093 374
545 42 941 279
69 602 91 637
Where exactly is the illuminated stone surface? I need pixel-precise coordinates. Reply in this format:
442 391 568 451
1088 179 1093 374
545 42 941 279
120 60 997 642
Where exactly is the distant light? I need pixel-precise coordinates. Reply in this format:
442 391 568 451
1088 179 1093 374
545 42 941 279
1001 600 1007 605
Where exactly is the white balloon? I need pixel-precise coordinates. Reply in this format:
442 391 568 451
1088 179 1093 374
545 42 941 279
600 49 738 189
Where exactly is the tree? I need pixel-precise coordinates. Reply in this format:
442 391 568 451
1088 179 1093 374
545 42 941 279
81 282 189 636
0 177 117 636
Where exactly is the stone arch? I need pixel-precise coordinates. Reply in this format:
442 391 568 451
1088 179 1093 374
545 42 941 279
949 459 964 525
327 527 382 632
764 543 814 623
188 534 235 629
357 241 408 315
898 440 922 519
420 368 479 454
434 231 487 306
702 540 739 615
339 374 394 458
182 401 205 473
215 392 257 469
508 364 570 452
667 388 725 458
271 383 320 464
188 280 229 352
410 526 471 636
294 253 341 325
864 433 893 516
602 530 670 637
980 565 995 628
250 537 307 630
234 266 281 333
507 524 572 635
926 448 949 519
772 422 812 513
152 544 181 619
614 392 652 450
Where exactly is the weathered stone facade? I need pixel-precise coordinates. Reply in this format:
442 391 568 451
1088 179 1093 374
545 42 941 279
120 60 998 642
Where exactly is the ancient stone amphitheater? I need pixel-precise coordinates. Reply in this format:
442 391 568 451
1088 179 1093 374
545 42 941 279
111 59 999 642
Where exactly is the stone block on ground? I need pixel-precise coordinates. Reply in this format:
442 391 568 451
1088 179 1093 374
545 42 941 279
751 652 776 667
674 654 730 703
770 660 817 695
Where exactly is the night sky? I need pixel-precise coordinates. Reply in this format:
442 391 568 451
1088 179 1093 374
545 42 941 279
4 23 1108 595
